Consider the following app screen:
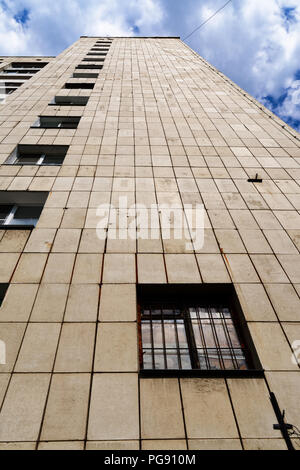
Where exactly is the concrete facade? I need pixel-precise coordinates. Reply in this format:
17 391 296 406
0 37 299 450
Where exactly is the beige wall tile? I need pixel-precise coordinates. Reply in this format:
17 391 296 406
0 442 36 450
52 229 81 252
165 254 201 283
189 439 242 450
15 323 60 372
99 284 136 322
0 373 50 441
0 374 10 408
266 372 300 429
243 439 287 450
72 253 102 284
0 230 30 252
180 378 239 439
223 254 259 283
228 379 279 438
38 441 84 450
42 253 75 283
12 253 47 283
264 284 300 321
0 323 26 372
65 284 99 322
142 440 187 450
54 323 96 372
102 254 136 283
0 253 20 282
41 373 90 441
235 283 277 321
31 284 69 322
197 254 230 283
249 323 298 370
78 229 105 253
137 254 166 283
140 378 185 439
24 229 56 253
0 284 38 321
88 373 139 440
86 441 139 450
94 323 138 372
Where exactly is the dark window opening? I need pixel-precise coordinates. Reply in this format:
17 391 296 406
49 96 89 106
90 48 109 52
5 145 68 166
138 284 263 378
82 58 104 62
72 72 99 79
0 284 8 307
76 63 103 69
10 62 48 69
0 191 48 229
31 116 81 129
64 82 94 89
87 52 107 56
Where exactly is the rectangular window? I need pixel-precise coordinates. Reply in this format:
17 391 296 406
0 191 48 229
87 52 107 57
72 72 99 79
82 58 105 62
0 284 8 307
138 285 262 378
0 72 32 80
10 62 48 70
90 48 109 52
5 145 68 166
31 116 81 129
64 82 94 89
76 63 103 69
49 96 89 106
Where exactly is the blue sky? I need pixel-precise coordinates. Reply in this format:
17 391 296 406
0 0 299 132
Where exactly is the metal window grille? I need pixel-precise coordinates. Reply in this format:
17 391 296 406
140 302 249 371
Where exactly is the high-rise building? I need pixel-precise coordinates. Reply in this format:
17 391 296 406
0 36 299 451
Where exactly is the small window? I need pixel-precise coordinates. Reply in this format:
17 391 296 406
0 191 48 229
90 48 109 52
0 204 42 228
5 145 68 166
82 58 104 62
11 62 48 69
76 63 103 69
138 285 262 378
0 71 32 79
87 52 107 57
0 284 8 307
31 116 81 129
72 72 99 79
2 69 34 75
64 82 94 89
49 96 89 106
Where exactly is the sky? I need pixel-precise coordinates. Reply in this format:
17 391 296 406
0 0 300 132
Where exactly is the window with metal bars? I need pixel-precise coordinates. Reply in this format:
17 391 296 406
140 302 250 372
138 285 262 377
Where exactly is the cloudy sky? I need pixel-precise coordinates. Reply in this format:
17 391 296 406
0 0 299 132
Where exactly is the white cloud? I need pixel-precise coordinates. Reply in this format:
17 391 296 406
0 0 164 55
276 80 300 129
0 0 299 129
